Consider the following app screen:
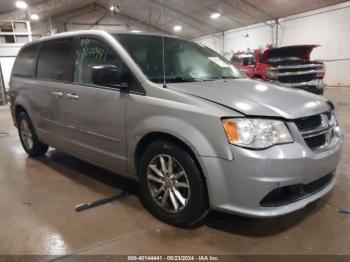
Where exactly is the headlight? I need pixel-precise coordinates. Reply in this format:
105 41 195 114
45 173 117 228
330 110 341 138
221 118 293 149
266 68 278 80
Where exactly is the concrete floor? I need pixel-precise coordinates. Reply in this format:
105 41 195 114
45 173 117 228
0 87 349 256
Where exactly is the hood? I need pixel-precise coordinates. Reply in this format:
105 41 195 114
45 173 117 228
167 79 331 119
262 45 319 61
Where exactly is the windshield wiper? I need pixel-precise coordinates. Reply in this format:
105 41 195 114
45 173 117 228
149 76 204 83
219 76 239 79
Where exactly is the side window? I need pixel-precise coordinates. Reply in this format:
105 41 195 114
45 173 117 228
242 54 255 66
74 38 123 86
37 38 73 82
12 44 38 78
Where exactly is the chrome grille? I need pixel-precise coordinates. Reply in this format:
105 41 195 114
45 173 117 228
267 64 325 86
295 111 340 153
279 74 316 83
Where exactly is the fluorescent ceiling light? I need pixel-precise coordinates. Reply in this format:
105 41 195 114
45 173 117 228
15 1 28 9
210 12 221 19
173 25 182 31
130 30 142 33
30 14 39 21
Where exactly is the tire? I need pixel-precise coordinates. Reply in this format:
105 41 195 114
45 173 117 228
139 140 209 227
17 111 48 157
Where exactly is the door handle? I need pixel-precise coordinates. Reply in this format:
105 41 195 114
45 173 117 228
51 91 63 98
65 93 79 100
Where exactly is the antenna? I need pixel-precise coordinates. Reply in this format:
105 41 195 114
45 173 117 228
161 0 167 88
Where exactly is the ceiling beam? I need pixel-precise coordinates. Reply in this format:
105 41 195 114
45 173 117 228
55 3 99 22
240 0 275 20
222 0 274 27
206 5 246 27
0 0 95 20
93 3 173 35
66 22 126 26
146 0 223 34
87 8 109 29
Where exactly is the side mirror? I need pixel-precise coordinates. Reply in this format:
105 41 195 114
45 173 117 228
91 65 129 90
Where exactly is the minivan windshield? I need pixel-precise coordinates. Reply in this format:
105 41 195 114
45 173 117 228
114 34 244 83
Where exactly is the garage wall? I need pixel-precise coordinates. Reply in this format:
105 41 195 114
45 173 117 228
0 57 16 91
196 33 225 54
194 1 350 86
0 44 23 91
278 2 350 86
195 22 273 58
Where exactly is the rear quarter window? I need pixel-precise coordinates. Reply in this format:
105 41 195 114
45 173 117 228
37 38 74 82
12 44 38 78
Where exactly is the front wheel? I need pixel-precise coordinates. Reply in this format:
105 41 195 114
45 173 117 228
17 112 48 157
139 140 208 227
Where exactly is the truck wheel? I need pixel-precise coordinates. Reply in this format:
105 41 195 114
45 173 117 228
17 112 48 157
139 140 209 227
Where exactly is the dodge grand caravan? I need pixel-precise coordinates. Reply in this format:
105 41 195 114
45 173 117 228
9 31 342 226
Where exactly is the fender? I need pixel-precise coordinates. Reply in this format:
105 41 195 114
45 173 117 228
127 115 234 175
14 96 34 124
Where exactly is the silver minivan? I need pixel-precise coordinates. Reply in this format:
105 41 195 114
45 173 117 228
9 30 342 227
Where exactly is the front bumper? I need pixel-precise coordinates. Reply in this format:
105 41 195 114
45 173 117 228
274 79 325 95
198 132 341 217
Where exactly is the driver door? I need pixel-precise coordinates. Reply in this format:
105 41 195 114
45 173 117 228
60 37 128 173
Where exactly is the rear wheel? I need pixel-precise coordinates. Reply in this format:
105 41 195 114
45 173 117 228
17 112 48 157
139 140 208 227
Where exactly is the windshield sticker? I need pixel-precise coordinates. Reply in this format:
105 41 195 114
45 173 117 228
208 57 230 68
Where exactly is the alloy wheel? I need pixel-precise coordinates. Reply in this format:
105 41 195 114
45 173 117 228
146 154 190 213
20 118 33 150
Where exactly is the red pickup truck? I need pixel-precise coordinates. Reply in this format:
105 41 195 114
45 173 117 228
231 45 325 95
